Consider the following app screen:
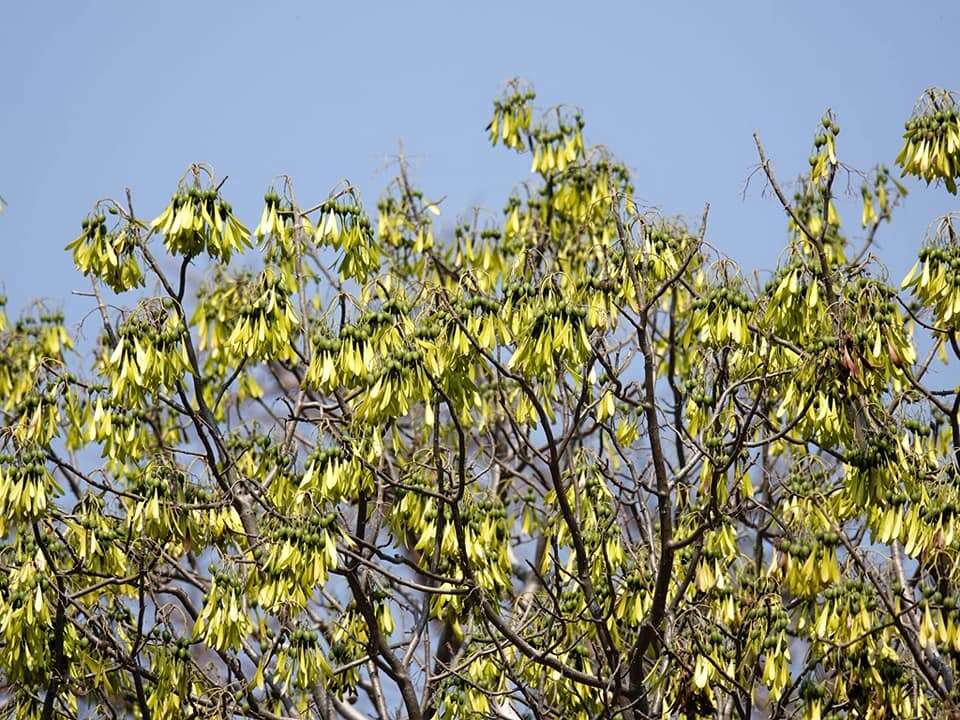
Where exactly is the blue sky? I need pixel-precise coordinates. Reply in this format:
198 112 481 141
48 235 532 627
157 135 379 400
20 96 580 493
2 1 959 320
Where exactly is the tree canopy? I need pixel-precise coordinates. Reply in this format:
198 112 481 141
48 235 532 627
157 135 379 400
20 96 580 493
3 82 960 720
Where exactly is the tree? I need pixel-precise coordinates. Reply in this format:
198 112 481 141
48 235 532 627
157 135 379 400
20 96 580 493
2 81 960 720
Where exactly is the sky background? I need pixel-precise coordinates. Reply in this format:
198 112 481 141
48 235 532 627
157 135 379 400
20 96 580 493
2 1 959 324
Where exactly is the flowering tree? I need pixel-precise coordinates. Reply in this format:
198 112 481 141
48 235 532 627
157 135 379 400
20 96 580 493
3 82 960 720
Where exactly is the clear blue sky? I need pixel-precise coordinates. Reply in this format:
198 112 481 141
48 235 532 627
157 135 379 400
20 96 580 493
3 1 959 319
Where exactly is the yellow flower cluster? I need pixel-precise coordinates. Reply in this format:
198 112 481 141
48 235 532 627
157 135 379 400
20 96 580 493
65 212 143 292
152 186 251 261
897 90 960 193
